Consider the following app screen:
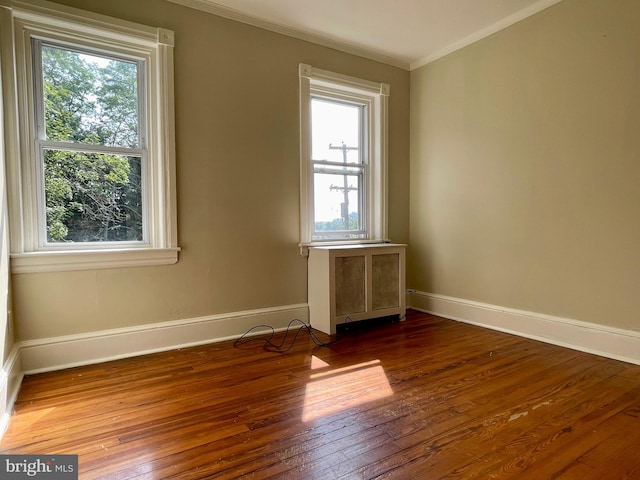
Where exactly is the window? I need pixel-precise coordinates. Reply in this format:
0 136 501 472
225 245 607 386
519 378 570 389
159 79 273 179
1 2 178 272
299 64 389 246
36 41 144 244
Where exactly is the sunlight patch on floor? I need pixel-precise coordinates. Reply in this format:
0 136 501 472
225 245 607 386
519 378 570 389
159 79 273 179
310 355 330 370
302 360 393 422
3 407 56 437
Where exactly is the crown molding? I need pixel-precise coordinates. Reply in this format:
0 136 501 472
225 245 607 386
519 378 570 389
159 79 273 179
167 0 563 72
410 0 563 70
166 0 410 70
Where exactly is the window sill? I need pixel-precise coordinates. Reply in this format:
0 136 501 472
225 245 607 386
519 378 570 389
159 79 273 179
299 239 391 256
10 247 180 274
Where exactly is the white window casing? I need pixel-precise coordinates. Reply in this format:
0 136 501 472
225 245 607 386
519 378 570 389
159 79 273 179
0 0 179 273
299 63 389 249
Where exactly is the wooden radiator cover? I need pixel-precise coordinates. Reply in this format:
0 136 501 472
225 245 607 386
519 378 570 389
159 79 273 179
308 244 406 335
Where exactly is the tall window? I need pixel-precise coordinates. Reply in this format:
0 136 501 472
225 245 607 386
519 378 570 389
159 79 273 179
1 2 178 273
35 41 144 244
299 64 389 246
311 97 366 239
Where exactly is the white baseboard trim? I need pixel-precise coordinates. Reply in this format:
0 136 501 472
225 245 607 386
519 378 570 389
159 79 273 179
18 303 309 375
408 291 640 366
1 343 24 437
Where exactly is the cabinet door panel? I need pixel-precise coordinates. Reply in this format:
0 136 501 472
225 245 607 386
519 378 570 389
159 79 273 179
372 253 400 310
335 256 366 316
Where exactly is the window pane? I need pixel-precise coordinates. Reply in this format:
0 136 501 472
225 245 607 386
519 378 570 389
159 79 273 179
313 172 361 237
41 44 140 148
44 149 143 243
311 98 361 164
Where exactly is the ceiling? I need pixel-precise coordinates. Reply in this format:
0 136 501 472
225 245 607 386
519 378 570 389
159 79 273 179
168 0 562 70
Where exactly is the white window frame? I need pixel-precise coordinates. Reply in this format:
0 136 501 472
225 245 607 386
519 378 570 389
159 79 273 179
0 0 179 273
299 63 389 248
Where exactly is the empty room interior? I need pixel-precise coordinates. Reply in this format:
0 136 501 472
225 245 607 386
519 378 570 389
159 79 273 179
0 0 639 478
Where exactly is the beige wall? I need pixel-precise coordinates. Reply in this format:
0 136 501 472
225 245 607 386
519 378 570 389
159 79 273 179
410 0 640 330
10 0 410 341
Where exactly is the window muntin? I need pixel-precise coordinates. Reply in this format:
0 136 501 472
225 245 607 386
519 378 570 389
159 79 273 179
35 41 146 245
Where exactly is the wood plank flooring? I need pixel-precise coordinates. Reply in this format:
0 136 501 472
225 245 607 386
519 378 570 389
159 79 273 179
2 310 640 479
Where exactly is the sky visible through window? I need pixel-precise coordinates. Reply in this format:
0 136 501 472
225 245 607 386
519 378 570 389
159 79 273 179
311 98 362 231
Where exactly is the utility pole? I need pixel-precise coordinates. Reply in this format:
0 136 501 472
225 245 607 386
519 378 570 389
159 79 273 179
329 142 358 230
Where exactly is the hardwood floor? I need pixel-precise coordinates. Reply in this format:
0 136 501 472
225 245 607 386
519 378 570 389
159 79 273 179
2 310 640 479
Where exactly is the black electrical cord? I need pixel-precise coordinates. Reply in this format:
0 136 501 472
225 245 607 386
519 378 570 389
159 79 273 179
233 318 342 353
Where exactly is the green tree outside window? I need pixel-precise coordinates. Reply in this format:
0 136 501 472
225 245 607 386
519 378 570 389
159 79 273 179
40 44 143 243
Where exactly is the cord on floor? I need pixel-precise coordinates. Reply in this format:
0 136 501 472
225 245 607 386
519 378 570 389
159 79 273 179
233 318 341 353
